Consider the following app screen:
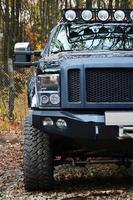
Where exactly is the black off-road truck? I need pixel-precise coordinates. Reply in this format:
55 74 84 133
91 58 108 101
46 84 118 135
14 9 133 191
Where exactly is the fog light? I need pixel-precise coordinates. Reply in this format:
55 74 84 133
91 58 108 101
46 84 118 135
43 118 54 126
56 119 67 129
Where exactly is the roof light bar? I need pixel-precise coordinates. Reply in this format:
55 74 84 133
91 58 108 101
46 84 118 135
98 10 109 21
63 9 133 22
114 10 125 21
81 10 92 21
65 10 76 21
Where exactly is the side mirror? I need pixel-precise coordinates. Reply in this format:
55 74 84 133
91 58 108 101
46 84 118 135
13 42 41 68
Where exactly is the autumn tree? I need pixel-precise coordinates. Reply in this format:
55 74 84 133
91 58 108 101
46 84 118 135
0 0 132 65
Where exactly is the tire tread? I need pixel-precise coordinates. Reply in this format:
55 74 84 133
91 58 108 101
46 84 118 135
23 118 53 191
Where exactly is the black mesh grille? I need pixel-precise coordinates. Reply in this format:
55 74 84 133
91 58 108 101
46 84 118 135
86 68 133 103
68 69 80 102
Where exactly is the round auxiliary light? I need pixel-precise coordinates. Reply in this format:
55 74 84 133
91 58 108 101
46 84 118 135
41 95 49 104
98 10 109 21
56 119 67 129
43 118 54 127
130 11 133 20
65 10 76 21
114 10 125 21
82 10 92 21
50 94 60 105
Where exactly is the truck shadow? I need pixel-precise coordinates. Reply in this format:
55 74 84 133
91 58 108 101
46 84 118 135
55 176 133 190
54 165 133 192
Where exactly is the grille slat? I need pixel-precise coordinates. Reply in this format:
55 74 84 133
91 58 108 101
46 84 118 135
86 68 133 103
68 69 80 102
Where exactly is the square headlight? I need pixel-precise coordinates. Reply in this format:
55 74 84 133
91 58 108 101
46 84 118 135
38 74 60 92
37 74 60 107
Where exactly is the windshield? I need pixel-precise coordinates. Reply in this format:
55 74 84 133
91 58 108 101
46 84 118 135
50 23 133 53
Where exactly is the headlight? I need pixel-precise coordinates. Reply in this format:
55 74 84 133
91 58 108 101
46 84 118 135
98 10 109 21
50 94 60 105
38 74 59 92
38 74 60 107
114 10 125 21
65 10 76 21
82 10 92 21
41 95 49 104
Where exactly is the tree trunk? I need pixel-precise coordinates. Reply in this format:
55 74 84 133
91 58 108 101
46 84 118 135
76 0 80 8
3 0 9 68
115 0 119 8
97 0 100 8
86 0 92 8
51 0 57 27
69 0 72 8
109 0 113 9
65 0 68 8
120 0 128 8
10 0 15 58
8 59 15 120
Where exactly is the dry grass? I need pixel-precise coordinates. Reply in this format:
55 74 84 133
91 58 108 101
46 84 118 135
0 68 35 132
0 88 28 132
0 119 22 133
14 89 28 122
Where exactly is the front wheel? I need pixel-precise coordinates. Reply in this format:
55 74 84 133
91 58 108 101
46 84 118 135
23 118 54 191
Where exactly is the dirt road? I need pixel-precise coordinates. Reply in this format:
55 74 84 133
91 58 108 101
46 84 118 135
0 133 133 200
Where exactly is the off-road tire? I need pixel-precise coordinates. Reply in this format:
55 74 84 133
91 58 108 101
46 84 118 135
23 118 54 191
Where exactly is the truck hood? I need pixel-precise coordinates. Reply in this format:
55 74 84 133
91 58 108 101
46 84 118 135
41 51 133 69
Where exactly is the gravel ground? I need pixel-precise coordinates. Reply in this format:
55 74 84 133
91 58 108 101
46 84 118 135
0 133 133 200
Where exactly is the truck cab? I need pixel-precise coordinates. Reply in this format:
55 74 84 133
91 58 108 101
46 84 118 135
14 9 133 191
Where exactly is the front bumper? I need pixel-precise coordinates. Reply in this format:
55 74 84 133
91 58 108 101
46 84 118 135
30 110 123 139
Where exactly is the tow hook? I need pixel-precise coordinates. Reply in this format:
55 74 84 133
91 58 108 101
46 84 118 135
118 126 133 139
